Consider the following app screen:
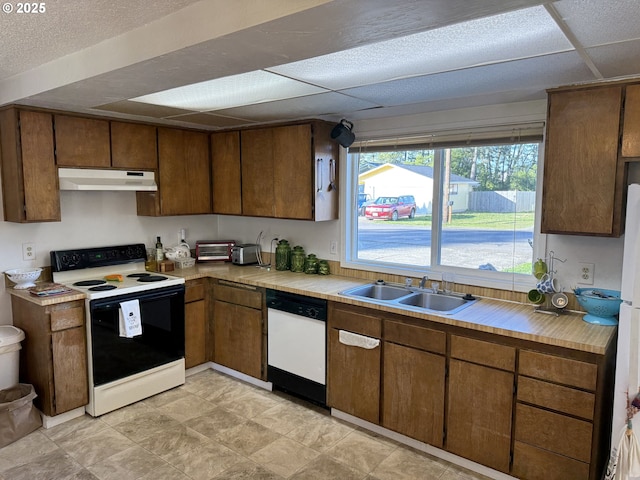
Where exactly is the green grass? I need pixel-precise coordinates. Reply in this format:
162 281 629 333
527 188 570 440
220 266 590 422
373 212 535 230
503 262 533 274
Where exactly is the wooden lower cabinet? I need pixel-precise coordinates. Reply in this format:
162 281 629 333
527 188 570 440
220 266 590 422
446 359 514 472
11 297 88 416
382 342 445 446
327 303 382 424
212 281 264 379
323 302 614 480
327 327 381 424
184 279 207 369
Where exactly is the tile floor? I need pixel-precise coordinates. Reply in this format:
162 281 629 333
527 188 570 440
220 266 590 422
0 369 493 480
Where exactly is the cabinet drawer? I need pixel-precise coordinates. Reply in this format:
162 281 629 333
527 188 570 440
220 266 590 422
517 376 595 420
512 441 589 480
329 303 381 338
50 305 84 331
185 279 205 303
450 335 515 371
515 404 592 463
384 320 445 354
519 350 597 391
214 282 262 309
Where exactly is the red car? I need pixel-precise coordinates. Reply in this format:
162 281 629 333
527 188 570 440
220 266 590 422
365 195 416 221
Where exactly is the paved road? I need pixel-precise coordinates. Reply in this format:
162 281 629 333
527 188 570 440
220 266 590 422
355 220 534 270
357 226 532 248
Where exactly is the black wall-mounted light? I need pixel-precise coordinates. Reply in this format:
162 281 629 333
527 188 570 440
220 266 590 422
330 119 355 148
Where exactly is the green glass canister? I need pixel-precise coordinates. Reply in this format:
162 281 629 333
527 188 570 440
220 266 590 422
318 260 330 275
275 239 291 271
290 246 306 273
304 254 319 274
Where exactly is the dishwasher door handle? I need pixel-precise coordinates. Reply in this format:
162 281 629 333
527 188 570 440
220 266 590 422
338 330 380 349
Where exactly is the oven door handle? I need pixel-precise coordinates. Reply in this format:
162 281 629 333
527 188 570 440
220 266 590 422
90 285 184 311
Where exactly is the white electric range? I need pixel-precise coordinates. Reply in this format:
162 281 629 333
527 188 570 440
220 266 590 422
51 244 186 416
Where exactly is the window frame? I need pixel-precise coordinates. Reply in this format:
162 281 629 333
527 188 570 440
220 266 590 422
340 136 547 293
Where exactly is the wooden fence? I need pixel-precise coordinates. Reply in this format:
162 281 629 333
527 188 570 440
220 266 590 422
468 191 535 213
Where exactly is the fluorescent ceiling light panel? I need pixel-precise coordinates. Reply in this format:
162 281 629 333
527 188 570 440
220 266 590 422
268 6 572 90
131 70 327 111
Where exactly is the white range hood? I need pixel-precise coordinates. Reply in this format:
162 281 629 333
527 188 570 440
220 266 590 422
58 168 157 191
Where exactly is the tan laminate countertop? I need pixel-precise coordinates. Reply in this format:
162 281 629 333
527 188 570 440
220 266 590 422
8 263 616 355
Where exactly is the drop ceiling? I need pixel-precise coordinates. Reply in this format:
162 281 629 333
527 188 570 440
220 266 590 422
1 0 639 131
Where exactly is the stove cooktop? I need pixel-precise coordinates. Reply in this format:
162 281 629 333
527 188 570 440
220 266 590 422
51 244 184 299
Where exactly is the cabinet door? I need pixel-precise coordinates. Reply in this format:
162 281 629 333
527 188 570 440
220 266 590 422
241 128 275 217
273 124 313 220
54 115 111 167
213 300 263 378
111 122 158 170
52 327 88 414
211 130 242 215
541 87 623 236
446 359 513 472
382 342 445 447
0 109 60 222
622 84 640 158
157 128 211 215
327 327 380 424
185 299 206 369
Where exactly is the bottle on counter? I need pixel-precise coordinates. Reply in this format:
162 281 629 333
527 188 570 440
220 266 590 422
155 236 164 263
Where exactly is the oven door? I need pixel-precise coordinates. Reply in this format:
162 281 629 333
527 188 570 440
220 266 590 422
89 284 185 386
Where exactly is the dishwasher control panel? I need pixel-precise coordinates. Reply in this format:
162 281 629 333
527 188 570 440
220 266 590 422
266 289 327 321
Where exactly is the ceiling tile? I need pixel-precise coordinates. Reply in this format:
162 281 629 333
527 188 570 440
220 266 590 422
94 100 193 118
339 51 595 107
163 112 257 128
211 92 380 123
131 70 327 111
267 5 572 91
552 0 640 47
585 40 640 78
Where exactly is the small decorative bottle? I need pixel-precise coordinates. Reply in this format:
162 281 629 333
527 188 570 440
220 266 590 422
290 246 306 273
155 236 164 263
275 239 291 271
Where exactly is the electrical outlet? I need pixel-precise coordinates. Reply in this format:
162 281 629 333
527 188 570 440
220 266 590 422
578 262 595 285
330 241 338 255
22 242 35 261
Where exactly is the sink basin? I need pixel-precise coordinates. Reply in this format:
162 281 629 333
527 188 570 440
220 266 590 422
398 292 467 312
339 282 477 314
339 284 413 300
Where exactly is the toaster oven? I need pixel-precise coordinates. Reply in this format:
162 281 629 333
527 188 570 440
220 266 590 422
195 241 236 262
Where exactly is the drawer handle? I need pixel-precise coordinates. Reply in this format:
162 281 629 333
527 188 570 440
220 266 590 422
339 330 380 349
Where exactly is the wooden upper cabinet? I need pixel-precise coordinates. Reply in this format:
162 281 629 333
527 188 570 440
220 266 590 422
541 86 625 236
0 108 61 222
111 122 157 170
54 115 111 167
242 127 276 217
211 130 242 215
143 127 211 216
622 84 640 158
241 121 339 221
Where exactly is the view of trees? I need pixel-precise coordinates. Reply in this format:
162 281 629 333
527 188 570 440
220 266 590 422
359 143 538 191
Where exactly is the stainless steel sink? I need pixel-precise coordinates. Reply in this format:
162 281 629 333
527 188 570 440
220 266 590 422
339 282 477 315
340 283 414 300
398 292 467 312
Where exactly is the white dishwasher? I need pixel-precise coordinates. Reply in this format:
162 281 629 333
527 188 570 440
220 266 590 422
266 289 327 405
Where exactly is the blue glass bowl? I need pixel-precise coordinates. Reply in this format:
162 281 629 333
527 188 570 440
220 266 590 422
574 288 622 326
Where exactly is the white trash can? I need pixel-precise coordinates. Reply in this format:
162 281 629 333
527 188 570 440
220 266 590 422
0 326 25 390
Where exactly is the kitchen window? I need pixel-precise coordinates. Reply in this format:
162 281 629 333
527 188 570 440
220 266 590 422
344 123 545 291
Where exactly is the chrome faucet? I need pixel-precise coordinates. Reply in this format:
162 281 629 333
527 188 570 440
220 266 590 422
419 275 429 289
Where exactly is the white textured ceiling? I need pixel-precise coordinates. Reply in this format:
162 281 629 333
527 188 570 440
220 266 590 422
1 0 639 130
